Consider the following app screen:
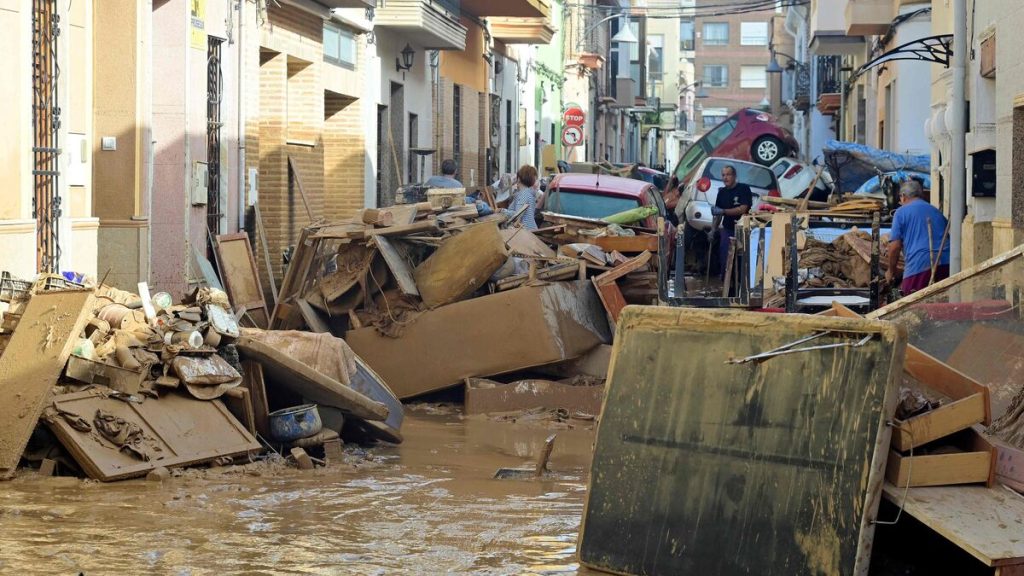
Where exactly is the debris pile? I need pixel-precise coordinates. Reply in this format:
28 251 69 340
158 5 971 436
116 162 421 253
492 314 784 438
269 201 656 400
0 273 397 482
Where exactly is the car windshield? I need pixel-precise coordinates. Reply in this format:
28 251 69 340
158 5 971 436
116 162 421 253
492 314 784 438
703 160 775 189
545 189 639 219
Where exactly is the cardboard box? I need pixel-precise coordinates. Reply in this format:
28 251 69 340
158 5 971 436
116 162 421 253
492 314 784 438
346 281 612 399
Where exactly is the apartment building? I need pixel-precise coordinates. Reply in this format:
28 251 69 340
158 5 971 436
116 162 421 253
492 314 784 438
693 0 775 136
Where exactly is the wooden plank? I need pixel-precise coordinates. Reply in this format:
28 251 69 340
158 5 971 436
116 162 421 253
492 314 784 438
579 308 906 576
215 232 268 328
883 482 1024 567
360 208 394 227
0 290 95 479
592 278 628 325
373 236 419 296
387 204 419 225
271 229 317 329
222 387 258 437
43 389 260 481
236 336 388 422
287 155 314 222
589 234 659 253
592 251 652 285
252 202 278 307
355 220 440 239
295 298 331 333
501 228 556 258
239 360 271 439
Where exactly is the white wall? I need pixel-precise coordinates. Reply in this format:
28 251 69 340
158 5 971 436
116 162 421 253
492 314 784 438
890 11 931 155
496 52 521 175
375 30 435 184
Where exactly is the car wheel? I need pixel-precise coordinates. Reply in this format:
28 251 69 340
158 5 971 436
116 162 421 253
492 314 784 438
752 136 786 166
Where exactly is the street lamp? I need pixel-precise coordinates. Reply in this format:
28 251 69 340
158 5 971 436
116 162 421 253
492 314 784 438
766 49 805 74
680 80 708 99
576 12 639 53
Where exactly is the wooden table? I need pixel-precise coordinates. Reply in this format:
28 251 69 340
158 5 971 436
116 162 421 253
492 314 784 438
883 482 1024 575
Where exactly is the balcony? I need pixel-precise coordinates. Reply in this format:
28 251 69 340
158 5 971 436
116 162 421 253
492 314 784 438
489 17 556 45
816 55 842 114
320 0 375 8
461 0 549 18
375 0 468 50
809 0 864 55
846 0 894 36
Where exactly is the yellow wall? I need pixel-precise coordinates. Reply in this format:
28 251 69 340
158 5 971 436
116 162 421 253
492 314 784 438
0 4 24 220
440 18 488 94
92 0 140 220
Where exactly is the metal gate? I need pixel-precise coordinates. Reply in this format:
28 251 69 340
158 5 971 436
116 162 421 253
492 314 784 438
32 0 61 273
207 37 224 244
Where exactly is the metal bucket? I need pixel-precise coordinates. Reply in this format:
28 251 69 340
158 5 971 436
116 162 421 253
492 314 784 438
268 404 323 442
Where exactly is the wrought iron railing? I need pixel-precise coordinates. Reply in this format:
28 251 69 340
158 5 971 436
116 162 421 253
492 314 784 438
816 55 842 95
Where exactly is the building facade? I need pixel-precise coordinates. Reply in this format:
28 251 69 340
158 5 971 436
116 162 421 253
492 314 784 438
693 0 774 136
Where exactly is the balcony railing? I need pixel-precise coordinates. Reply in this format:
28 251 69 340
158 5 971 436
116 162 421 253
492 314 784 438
816 54 842 95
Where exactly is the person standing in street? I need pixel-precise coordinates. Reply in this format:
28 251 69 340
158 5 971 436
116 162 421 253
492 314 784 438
710 164 752 278
500 165 539 229
886 179 950 295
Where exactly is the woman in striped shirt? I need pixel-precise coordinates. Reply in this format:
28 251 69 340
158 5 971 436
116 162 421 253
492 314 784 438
501 164 539 230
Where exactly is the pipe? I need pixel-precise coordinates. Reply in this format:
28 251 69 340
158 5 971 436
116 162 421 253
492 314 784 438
237 0 246 231
949 0 967 273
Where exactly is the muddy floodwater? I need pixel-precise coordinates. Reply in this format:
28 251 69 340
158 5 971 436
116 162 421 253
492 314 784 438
0 405 603 575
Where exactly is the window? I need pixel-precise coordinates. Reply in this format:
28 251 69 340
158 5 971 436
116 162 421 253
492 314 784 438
648 35 664 80
680 19 695 51
700 107 733 129
323 23 355 68
702 22 729 46
740 65 767 89
703 64 728 88
740 22 768 46
702 112 735 143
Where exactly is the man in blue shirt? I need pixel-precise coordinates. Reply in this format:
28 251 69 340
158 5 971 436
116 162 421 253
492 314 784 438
423 159 493 216
886 180 950 294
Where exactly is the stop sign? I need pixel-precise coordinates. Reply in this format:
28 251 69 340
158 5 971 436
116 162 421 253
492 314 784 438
563 105 585 127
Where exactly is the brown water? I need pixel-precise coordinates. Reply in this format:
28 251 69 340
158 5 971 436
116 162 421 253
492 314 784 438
0 405 601 575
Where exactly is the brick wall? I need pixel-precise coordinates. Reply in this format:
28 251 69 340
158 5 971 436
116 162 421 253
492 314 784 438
249 4 369 289
325 93 364 221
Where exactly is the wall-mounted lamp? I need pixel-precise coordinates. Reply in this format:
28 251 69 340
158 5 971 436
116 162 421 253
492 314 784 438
396 43 415 73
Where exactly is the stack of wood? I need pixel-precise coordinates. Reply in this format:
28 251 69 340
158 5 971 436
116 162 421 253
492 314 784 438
270 203 660 337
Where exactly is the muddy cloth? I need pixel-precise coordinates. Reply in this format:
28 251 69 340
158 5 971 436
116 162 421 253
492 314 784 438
239 328 358 386
94 409 150 461
895 387 939 420
356 290 425 339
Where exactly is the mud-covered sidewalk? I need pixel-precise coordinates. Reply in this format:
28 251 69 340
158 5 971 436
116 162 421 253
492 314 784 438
0 406 599 575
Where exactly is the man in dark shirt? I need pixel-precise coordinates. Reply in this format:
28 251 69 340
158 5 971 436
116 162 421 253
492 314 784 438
710 164 753 279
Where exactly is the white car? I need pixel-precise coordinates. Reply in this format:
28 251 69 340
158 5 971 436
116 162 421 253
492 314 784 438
675 157 779 233
770 158 834 201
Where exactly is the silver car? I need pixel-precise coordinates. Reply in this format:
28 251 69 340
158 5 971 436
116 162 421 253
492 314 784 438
675 157 779 232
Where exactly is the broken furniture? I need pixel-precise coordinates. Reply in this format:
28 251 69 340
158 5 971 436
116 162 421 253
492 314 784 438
42 388 259 481
578 307 906 576
346 281 611 399
0 289 95 479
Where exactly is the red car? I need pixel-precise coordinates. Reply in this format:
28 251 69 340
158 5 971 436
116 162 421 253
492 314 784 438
542 173 668 230
671 108 799 187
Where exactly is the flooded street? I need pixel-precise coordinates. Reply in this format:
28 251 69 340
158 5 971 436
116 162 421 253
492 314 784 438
0 406 600 575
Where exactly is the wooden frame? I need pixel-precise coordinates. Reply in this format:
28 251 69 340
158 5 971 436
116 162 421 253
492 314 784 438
215 232 268 328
